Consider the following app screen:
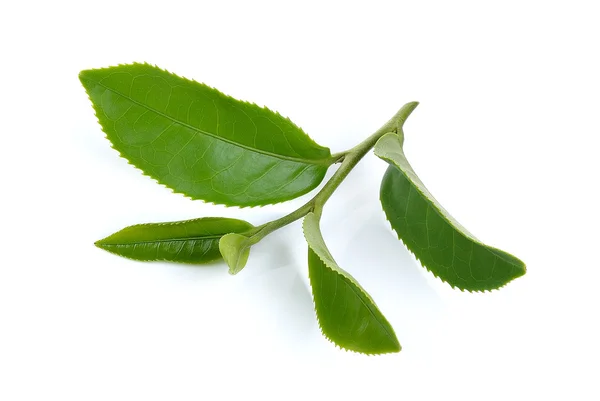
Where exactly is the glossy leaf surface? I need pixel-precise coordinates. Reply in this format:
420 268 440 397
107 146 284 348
80 63 332 206
375 133 526 291
96 217 253 263
303 213 400 354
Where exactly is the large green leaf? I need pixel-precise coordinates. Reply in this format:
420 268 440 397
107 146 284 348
375 133 526 291
80 63 332 207
96 217 253 263
303 213 400 354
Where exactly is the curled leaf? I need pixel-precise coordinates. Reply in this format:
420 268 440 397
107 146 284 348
303 212 400 354
375 132 526 291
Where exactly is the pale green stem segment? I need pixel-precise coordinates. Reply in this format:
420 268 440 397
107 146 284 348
245 102 419 245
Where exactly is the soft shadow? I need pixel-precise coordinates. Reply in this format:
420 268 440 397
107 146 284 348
271 269 317 346
249 234 297 273
157 257 229 284
238 263 317 351
332 206 445 348
342 213 437 299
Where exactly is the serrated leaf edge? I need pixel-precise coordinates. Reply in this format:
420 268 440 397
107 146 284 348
375 133 525 292
95 216 253 265
379 205 511 293
94 242 224 265
80 61 333 208
302 215 400 355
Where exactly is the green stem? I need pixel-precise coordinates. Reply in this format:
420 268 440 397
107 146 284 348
330 151 348 163
246 102 419 244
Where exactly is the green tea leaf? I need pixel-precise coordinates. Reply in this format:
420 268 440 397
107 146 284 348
375 133 526 291
96 217 253 264
303 213 400 354
80 63 332 207
219 233 251 275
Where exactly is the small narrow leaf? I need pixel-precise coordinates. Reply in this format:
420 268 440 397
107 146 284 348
80 63 333 207
219 233 251 274
375 132 526 291
303 213 400 354
96 217 253 264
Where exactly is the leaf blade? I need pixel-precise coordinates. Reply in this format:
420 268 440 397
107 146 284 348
80 63 332 206
375 132 526 291
96 217 253 264
303 213 400 354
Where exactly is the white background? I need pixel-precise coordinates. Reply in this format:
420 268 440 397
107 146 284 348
1 1 599 399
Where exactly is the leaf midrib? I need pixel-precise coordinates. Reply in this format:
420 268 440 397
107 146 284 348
304 215 396 344
98 235 222 246
330 260 396 344
379 152 522 270
89 78 332 166
309 244 396 346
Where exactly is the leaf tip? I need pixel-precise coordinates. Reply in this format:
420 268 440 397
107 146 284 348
503 259 526 289
78 68 89 78
78 68 97 89
390 336 402 353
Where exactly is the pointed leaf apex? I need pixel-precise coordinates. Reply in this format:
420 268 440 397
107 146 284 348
78 68 97 87
93 217 253 264
80 63 332 207
303 213 401 354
